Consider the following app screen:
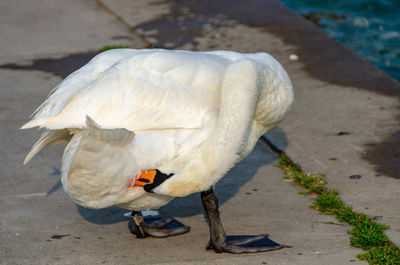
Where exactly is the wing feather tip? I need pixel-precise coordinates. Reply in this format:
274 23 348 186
20 120 41 129
23 156 31 165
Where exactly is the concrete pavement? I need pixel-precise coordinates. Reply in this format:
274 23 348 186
1 0 399 264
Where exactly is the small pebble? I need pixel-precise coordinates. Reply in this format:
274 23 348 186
337 131 350 136
289 54 299 61
349 175 362 179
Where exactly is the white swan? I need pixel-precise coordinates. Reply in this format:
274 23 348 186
22 49 294 253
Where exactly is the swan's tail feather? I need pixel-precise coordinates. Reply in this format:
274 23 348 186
84 116 135 146
24 129 71 165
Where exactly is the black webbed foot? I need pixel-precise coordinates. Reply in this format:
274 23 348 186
128 211 190 238
208 234 284 254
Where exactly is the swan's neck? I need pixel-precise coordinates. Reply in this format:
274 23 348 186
156 60 265 196
202 60 262 171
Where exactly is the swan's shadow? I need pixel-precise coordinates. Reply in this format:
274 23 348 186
73 126 287 224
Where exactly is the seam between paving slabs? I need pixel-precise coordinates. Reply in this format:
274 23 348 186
94 0 155 48
260 136 400 265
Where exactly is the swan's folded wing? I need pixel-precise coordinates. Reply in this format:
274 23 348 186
21 50 225 131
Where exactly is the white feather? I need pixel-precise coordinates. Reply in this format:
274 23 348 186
22 49 294 210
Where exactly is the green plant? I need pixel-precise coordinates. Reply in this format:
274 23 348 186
278 153 400 264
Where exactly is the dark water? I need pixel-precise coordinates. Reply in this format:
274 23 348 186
280 0 400 81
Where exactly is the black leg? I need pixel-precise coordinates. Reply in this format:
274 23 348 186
129 211 190 238
201 187 284 254
200 188 227 252
130 211 147 238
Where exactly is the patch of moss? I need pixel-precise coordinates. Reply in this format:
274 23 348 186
278 153 400 265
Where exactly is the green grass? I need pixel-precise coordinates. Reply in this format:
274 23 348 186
278 153 400 264
98 45 130 52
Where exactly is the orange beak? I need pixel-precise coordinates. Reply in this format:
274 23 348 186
129 170 157 187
